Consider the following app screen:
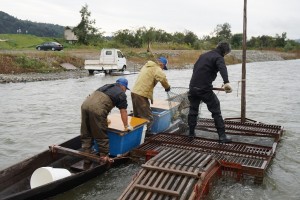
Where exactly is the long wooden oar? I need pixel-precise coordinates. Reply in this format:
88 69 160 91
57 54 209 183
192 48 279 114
49 145 128 164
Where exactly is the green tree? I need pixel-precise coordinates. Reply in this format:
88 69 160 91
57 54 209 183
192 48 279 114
73 4 103 45
183 30 198 47
259 35 274 48
114 29 137 47
247 35 274 49
133 29 144 48
231 33 243 49
212 23 232 43
198 35 214 49
155 29 173 43
113 28 144 48
274 32 287 48
140 27 157 52
284 39 300 51
172 32 185 44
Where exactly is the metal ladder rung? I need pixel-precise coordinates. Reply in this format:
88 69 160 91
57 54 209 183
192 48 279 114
134 184 180 197
141 164 200 178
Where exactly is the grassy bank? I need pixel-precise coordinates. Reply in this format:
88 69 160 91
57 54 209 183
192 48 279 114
0 52 83 74
0 48 240 74
1 34 300 74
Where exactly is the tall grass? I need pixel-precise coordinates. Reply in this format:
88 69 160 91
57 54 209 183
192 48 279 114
0 52 83 74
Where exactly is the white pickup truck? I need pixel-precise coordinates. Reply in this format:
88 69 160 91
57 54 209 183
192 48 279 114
84 48 127 75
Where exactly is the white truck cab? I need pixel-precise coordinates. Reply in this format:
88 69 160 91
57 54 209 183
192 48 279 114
84 48 127 75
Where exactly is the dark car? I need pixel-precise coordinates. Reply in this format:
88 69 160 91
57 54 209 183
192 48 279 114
36 42 63 51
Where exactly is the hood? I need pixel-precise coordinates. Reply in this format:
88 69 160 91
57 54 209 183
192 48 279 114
144 61 159 68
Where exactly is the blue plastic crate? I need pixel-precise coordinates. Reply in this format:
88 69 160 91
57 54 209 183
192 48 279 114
93 125 144 156
151 108 171 134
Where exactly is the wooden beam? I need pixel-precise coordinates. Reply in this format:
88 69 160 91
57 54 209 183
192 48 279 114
49 145 101 163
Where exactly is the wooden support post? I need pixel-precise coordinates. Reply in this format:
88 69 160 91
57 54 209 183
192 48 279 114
241 0 247 123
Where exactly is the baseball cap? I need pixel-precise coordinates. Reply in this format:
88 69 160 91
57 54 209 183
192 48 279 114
116 78 130 90
158 57 168 70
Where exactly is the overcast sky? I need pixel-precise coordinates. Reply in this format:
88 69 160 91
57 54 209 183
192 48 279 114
1 0 299 39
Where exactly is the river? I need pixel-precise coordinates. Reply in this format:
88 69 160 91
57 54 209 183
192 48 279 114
1 59 300 199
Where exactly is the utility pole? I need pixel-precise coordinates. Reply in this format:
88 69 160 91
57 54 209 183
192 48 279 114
241 0 247 123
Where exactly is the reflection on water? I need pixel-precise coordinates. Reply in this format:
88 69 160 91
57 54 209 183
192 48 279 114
1 59 300 199
53 163 140 200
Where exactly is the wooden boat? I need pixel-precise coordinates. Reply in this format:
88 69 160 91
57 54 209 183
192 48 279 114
0 115 148 200
0 135 130 200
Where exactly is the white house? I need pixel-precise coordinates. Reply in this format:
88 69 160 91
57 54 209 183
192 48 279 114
64 26 78 43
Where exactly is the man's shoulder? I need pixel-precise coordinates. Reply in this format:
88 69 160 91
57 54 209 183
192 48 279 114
200 50 222 60
109 84 123 93
144 60 160 67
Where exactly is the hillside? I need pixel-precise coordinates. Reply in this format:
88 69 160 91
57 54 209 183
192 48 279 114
0 34 64 49
0 11 64 37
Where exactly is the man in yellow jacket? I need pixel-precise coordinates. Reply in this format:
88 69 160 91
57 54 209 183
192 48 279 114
131 57 171 134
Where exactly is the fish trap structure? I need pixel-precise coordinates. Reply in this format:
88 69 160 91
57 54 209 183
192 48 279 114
196 118 284 142
122 86 284 198
118 148 234 200
131 131 280 184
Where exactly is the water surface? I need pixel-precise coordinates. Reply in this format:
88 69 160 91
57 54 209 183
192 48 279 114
1 59 300 199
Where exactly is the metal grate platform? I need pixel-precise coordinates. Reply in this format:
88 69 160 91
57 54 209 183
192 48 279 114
118 148 220 200
131 133 277 181
196 118 284 142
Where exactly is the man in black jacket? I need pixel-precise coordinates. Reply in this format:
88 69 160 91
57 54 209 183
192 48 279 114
188 41 232 143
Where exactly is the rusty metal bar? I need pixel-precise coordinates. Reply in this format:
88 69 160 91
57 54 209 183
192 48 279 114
131 133 274 181
142 163 198 178
143 169 166 199
197 118 283 141
134 184 180 197
148 134 273 158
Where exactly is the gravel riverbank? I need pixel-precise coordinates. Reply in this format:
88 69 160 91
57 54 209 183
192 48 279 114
0 70 89 84
0 50 295 84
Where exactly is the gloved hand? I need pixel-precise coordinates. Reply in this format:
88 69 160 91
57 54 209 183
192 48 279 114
124 125 134 132
99 155 114 164
224 83 232 93
165 87 171 92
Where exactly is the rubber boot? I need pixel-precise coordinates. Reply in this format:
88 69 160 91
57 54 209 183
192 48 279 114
83 148 92 164
188 127 195 140
218 132 232 143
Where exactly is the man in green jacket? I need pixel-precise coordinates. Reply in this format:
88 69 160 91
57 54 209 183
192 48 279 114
131 57 171 134
81 78 132 163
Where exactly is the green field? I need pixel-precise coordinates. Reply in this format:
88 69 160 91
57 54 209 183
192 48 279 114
0 34 60 50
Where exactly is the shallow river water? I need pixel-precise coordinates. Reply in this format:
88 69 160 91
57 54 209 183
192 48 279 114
1 59 300 200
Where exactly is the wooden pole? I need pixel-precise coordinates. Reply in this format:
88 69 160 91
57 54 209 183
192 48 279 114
49 145 101 163
49 145 128 163
241 0 247 123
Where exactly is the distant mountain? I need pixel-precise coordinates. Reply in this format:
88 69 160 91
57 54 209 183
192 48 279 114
295 39 300 43
0 11 64 37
